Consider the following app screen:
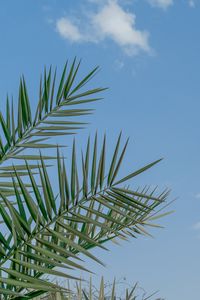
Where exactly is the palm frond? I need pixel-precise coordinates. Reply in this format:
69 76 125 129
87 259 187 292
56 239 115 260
0 134 169 298
0 60 105 193
41 277 159 300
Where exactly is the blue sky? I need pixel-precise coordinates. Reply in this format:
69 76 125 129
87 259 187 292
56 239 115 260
0 0 200 299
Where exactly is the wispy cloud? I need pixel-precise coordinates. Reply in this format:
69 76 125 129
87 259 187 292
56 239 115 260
56 18 83 42
114 59 125 70
55 0 151 56
193 222 200 230
147 0 173 9
188 0 195 8
195 193 200 199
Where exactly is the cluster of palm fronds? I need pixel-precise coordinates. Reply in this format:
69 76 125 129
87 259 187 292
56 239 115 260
0 59 171 299
33 277 164 300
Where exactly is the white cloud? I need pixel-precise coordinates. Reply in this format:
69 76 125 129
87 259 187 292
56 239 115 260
92 1 150 55
147 0 173 9
195 193 200 199
188 0 195 7
55 0 151 56
56 18 83 42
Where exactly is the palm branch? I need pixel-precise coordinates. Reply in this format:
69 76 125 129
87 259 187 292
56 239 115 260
0 60 171 299
0 58 104 195
44 277 160 300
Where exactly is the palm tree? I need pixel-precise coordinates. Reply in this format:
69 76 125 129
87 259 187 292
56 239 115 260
0 59 170 299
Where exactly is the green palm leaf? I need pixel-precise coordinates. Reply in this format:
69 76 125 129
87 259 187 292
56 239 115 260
0 60 105 193
0 61 171 299
0 134 169 298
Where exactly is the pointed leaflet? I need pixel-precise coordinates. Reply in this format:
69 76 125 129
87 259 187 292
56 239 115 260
57 220 107 250
47 228 105 266
19 249 75 269
68 66 99 97
38 166 53 220
110 138 129 185
82 152 88 198
107 132 122 186
84 136 90 182
63 158 70 209
22 76 32 124
12 177 28 223
100 135 106 189
113 159 163 186
50 68 57 111
11 98 16 144
0 277 63 293
79 203 128 230
57 147 65 213
91 133 97 194
71 139 77 203
14 169 44 225
1 192 31 237
0 194 12 233
35 237 81 260
27 243 90 272
0 111 11 146
6 95 11 135
63 58 80 99
40 153 57 214
8 260 80 281
25 161 48 221
56 61 68 104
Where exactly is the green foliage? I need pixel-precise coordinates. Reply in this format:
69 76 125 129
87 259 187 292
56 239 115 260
34 277 163 300
0 60 170 299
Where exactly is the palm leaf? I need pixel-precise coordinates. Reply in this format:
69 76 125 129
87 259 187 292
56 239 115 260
0 134 169 298
0 61 170 299
0 61 105 193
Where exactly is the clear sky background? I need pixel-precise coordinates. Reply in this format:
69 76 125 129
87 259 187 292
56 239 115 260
0 1 200 299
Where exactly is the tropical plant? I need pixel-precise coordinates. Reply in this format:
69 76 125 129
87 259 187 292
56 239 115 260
33 277 163 300
0 59 170 299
